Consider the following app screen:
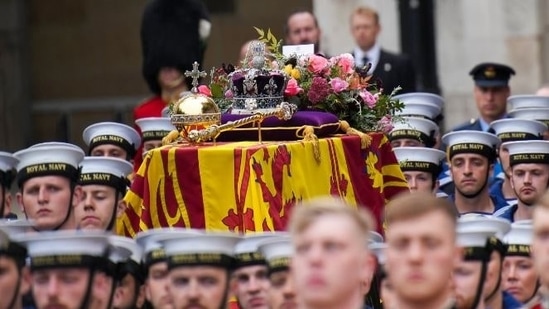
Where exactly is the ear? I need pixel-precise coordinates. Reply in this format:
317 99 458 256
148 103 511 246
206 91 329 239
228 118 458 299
229 273 239 296
136 284 147 308
16 192 25 215
510 172 516 190
4 193 12 216
488 163 495 179
72 185 83 207
432 180 440 194
20 266 31 296
361 251 376 294
116 200 127 218
144 280 153 302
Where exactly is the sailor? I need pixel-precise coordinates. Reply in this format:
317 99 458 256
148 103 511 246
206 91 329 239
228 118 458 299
74 156 133 231
15 230 112 309
393 147 446 195
13 143 85 231
494 140 549 222
157 230 241 309
257 235 296 309
110 235 146 309
489 119 547 209
0 152 18 219
83 121 141 162
135 117 175 159
502 222 538 304
528 191 549 308
231 233 279 309
441 130 504 214
388 116 439 148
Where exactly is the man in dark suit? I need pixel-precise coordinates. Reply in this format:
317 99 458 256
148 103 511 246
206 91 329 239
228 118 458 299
452 62 515 132
350 6 416 95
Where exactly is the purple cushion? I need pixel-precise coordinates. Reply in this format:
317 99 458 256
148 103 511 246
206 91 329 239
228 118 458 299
216 111 341 141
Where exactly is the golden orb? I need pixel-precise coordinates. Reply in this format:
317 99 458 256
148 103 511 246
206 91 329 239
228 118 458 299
170 93 221 142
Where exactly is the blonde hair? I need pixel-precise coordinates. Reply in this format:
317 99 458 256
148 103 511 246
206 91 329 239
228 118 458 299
350 6 380 25
385 192 457 226
288 196 374 243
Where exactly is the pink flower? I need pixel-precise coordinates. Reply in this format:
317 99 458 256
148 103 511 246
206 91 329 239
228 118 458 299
284 78 303 96
308 77 330 105
330 78 349 93
224 89 234 99
198 85 212 97
336 53 355 74
308 54 329 74
378 116 394 133
359 91 377 108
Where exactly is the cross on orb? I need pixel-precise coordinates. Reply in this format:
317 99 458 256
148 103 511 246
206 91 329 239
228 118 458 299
184 61 207 93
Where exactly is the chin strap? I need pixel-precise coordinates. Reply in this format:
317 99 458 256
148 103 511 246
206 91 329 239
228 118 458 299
106 188 121 231
471 257 488 309
79 261 98 309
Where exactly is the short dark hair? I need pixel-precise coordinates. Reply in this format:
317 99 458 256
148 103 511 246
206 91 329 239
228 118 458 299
284 9 319 36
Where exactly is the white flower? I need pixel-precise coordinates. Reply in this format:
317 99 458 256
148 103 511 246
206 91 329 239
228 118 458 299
245 98 257 111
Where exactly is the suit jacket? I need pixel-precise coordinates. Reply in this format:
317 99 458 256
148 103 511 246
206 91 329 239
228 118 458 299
353 49 417 95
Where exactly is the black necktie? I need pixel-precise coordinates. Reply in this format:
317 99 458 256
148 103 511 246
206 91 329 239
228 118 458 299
362 56 370 67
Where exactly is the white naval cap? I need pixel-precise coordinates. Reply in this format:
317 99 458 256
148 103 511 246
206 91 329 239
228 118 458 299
393 92 444 110
508 95 549 110
14 144 85 185
135 117 175 141
368 242 386 265
369 231 384 244
503 140 549 166
457 228 497 248
15 230 110 269
109 235 142 264
458 213 511 239
393 147 445 174
83 122 141 155
78 156 133 190
157 230 239 268
234 232 282 267
395 101 442 121
0 152 18 173
442 130 500 160
389 117 439 146
29 142 84 151
136 228 203 265
504 222 533 256
490 118 546 143
509 108 549 124
0 219 34 236
257 236 293 272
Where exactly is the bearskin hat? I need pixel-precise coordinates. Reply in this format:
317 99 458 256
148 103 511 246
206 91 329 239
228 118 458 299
141 0 211 95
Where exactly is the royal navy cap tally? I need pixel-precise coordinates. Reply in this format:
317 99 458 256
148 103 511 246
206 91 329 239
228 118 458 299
504 140 549 166
257 236 293 273
14 145 85 186
368 242 386 265
469 62 515 87
135 117 175 142
509 108 549 126
490 118 546 143
83 122 141 156
136 228 203 266
389 117 439 147
393 92 444 111
457 228 497 261
504 222 533 256
79 157 133 192
508 95 549 110
158 231 239 269
395 101 442 120
442 130 500 160
234 232 281 268
15 230 110 269
393 147 446 175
